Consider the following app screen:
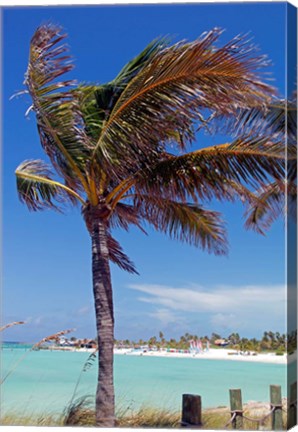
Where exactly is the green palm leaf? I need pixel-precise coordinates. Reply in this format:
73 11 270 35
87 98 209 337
16 160 84 211
76 39 167 141
112 38 168 89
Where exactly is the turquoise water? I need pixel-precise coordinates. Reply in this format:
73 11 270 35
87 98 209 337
1 346 289 417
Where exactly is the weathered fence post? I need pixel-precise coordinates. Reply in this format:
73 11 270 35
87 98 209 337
229 389 243 429
270 384 283 430
181 394 202 427
288 382 297 429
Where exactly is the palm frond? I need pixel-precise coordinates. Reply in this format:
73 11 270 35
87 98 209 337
107 233 139 274
109 202 147 234
132 137 286 204
75 85 106 141
232 96 297 140
132 195 227 255
0 321 26 332
244 180 296 234
93 38 168 125
76 40 167 142
112 38 168 89
16 160 85 211
92 28 275 176
25 24 91 192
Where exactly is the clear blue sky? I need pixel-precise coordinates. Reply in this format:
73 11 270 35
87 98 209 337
2 3 289 343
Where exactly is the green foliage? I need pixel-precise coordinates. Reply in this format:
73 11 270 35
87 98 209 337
115 329 290 353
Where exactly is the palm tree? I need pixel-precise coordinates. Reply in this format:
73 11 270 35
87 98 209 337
159 331 166 349
228 333 239 345
15 24 289 426
148 336 157 347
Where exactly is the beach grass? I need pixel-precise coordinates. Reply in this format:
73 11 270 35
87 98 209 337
62 396 181 427
1 412 63 427
1 400 288 429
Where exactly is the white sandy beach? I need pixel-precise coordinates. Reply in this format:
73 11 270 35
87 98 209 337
45 346 293 365
113 347 290 364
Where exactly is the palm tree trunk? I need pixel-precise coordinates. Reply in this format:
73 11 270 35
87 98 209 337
91 218 115 427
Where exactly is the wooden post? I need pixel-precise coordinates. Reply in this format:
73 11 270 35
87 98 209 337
270 385 283 430
229 389 243 429
288 382 297 429
181 394 202 427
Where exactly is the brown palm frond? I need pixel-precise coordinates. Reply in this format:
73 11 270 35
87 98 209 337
233 96 297 140
33 328 75 349
109 202 147 234
0 321 25 332
107 233 139 274
205 95 297 143
244 180 296 234
132 137 286 204
132 195 227 255
16 160 85 211
26 24 91 193
92 28 275 176
220 180 264 207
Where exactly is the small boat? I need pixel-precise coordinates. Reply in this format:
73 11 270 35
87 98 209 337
214 339 230 347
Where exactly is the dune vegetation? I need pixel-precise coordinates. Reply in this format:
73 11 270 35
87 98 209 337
1 397 288 429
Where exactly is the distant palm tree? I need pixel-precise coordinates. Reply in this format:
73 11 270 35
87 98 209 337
148 336 157 346
15 25 290 426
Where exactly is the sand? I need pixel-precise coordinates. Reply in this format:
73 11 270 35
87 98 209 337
113 347 290 364
46 346 292 365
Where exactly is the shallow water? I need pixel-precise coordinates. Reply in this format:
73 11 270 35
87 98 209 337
1 346 290 417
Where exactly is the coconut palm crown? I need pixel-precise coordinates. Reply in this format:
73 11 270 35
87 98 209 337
15 24 293 426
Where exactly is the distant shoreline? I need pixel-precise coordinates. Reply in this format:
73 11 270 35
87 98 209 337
10 345 290 364
113 347 289 364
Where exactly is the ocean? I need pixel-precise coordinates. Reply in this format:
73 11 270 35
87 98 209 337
1 344 290 417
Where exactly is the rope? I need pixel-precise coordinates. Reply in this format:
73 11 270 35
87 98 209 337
243 406 275 425
242 414 263 423
224 412 237 428
225 404 284 428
